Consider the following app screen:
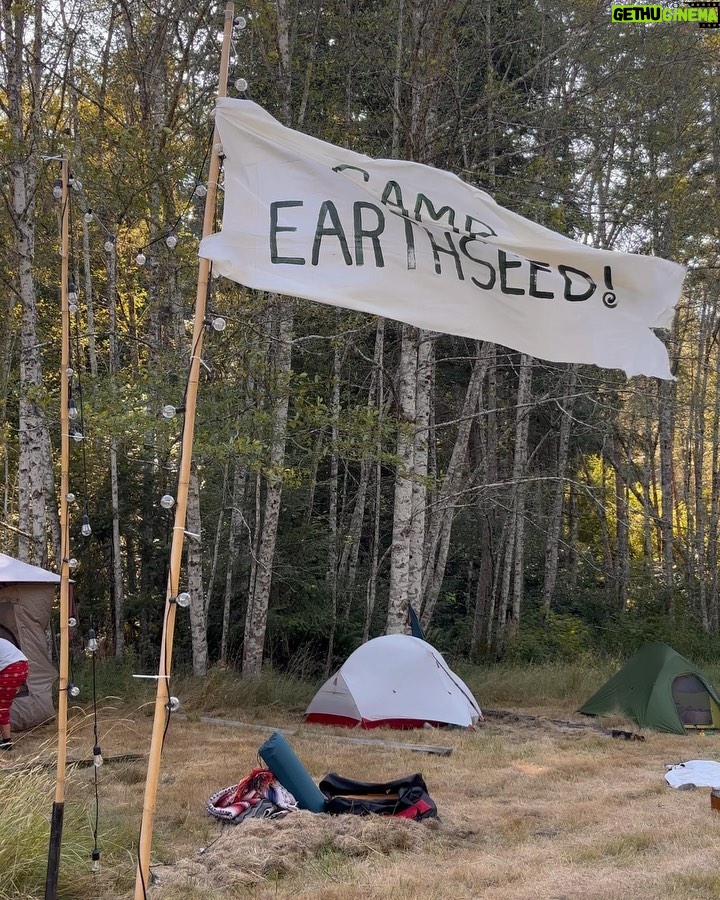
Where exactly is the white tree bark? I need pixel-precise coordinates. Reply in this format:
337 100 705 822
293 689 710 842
387 324 418 633
243 299 293 678
186 468 207 676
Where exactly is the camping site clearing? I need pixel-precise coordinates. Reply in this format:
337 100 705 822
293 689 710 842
4 691 720 900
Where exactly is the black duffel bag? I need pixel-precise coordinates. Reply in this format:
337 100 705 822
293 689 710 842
319 772 438 821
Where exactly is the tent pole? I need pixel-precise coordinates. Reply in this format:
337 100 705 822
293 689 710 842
45 156 71 900
133 5 234 897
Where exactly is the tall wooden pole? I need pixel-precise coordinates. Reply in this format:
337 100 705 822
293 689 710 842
134 4 234 896
45 156 71 900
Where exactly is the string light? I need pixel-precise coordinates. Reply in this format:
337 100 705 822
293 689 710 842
160 494 175 509
67 558 78 570
162 404 177 419
87 629 98 653
92 744 103 767
53 178 63 200
66 367 74 377
234 15 247 28
72 429 84 443
136 251 146 266
205 315 226 332
84 210 94 224
166 697 181 713
68 398 78 420
172 592 191 608
235 78 248 92
66 492 76 502
91 849 101 874
195 182 207 198
165 234 178 249
104 239 114 253
71 177 82 192
68 617 77 627
68 683 80 698
81 514 92 536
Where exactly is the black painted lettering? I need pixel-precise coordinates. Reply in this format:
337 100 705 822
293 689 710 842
353 202 385 267
464 215 497 238
270 200 305 265
312 201 353 266
332 164 370 182
380 181 408 217
498 250 525 296
559 264 596 302
415 193 458 232
460 236 496 290
425 230 464 279
528 261 554 299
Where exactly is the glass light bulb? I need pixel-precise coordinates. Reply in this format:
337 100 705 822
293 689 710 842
66 367 74 377
67 558 78 571
92 745 103 767
212 316 227 332
234 15 247 28
195 183 207 198
72 178 82 192
66 492 76 503
136 252 146 266
175 592 191 608
87 630 98 652
53 180 63 200
81 515 91 536
91 850 101 873
162 404 176 419
68 302 78 314
167 696 181 712
68 400 78 420
69 683 80 698
68 616 77 627
160 494 175 509
84 210 93 223
104 240 114 253
235 78 248 92
165 234 177 249
68 284 78 303
73 431 84 443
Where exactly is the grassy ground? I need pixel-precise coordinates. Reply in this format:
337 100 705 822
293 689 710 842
4 661 720 899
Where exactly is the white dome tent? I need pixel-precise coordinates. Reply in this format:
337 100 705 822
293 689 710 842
0 552 60 730
305 634 482 730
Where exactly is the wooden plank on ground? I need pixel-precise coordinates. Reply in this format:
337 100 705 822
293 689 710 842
176 714 453 756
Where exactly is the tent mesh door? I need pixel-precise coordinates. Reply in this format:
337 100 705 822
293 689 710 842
672 673 712 727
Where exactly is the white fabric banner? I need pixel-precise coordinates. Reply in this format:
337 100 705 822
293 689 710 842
200 99 686 379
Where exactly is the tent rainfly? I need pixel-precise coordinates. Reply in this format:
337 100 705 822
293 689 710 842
0 552 59 730
304 634 482 729
579 641 720 735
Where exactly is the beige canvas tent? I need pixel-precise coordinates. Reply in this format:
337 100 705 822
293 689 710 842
0 552 59 730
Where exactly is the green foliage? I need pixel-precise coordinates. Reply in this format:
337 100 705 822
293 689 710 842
0 769 93 900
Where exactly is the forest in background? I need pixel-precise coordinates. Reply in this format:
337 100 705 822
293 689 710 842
1 0 718 678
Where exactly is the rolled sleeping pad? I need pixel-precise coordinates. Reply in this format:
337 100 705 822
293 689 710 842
258 731 326 813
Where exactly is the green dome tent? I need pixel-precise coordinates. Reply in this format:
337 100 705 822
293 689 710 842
579 642 720 735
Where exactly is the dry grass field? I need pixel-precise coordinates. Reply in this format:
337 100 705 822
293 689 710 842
5 674 720 900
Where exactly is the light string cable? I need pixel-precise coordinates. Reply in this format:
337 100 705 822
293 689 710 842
134 118 228 900
68 173 104 876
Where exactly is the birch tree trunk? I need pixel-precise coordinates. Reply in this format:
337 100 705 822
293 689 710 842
243 299 293 678
186 468 207 676
220 460 246 665
387 324 418 632
3 0 53 566
496 355 532 652
541 365 577 611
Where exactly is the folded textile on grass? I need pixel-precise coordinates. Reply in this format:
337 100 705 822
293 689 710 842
207 766 299 823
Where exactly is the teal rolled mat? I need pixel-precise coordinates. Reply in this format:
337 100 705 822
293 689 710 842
258 731 326 813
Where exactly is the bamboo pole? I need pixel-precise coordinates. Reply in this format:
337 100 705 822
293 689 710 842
45 157 71 900
134 4 234 896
